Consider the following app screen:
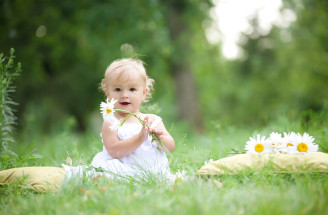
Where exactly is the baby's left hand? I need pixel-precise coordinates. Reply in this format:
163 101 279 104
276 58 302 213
143 114 175 153
148 127 164 140
143 115 163 139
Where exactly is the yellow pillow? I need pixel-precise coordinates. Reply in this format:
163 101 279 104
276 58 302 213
196 152 328 176
0 167 66 192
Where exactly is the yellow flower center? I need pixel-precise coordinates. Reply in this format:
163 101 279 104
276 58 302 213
175 177 183 184
106 108 112 114
287 143 294 147
255 143 264 152
297 142 308 152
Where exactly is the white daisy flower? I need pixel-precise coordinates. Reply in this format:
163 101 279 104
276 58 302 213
245 134 272 155
269 132 287 154
173 169 187 184
283 132 297 148
287 132 318 154
100 98 117 123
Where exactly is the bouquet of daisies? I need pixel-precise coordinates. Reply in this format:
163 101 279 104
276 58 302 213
245 132 319 155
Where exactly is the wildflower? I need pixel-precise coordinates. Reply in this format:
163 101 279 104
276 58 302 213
283 132 297 147
287 132 318 154
269 132 287 154
100 98 117 123
174 170 186 184
245 134 272 155
244 132 318 155
283 131 298 154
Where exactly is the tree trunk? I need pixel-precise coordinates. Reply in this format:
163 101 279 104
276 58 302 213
166 2 204 132
172 63 203 131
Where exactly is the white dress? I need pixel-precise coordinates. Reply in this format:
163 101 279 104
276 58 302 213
63 120 172 181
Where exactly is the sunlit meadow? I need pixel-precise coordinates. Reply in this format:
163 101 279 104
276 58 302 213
1 109 327 215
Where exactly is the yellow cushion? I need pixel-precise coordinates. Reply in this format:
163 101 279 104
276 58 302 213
196 152 328 176
0 167 66 192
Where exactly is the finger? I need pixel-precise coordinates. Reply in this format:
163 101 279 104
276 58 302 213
147 117 153 127
151 129 163 135
144 116 149 125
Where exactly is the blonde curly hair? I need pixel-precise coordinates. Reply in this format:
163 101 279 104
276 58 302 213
100 58 154 102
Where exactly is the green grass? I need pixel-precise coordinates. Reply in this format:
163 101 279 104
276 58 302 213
1 113 328 215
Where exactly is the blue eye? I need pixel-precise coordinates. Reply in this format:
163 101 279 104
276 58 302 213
130 88 136 92
114 88 121 92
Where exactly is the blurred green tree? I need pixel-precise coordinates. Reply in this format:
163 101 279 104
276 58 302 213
0 0 214 132
215 0 328 126
279 0 328 112
1 0 99 131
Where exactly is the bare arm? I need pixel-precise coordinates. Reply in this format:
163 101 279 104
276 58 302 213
101 118 150 159
147 115 175 153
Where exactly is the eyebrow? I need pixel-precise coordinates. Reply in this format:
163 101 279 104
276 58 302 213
111 84 142 89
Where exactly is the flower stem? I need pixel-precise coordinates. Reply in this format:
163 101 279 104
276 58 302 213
114 109 170 154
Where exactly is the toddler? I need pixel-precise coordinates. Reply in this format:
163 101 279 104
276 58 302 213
63 58 175 180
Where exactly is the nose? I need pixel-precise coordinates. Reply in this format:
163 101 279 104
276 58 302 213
121 91 129 98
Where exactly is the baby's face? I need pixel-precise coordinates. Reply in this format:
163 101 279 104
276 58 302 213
106 69 147 114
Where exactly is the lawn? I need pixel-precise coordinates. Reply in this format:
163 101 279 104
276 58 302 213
1 113 328 215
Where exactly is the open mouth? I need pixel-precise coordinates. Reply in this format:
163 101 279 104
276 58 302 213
120 102 130 106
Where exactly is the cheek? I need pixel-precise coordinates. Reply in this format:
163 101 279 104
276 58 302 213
106 92 112 98
107 93 117 101
139 92 146 98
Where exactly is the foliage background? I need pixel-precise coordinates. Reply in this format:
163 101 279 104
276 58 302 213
1 1 328 214
0 0 328 147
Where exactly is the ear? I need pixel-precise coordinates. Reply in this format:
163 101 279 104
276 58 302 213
143 88 148 100
143 88 148 96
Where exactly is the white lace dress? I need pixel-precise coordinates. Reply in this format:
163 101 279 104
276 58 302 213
63 121 172 181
